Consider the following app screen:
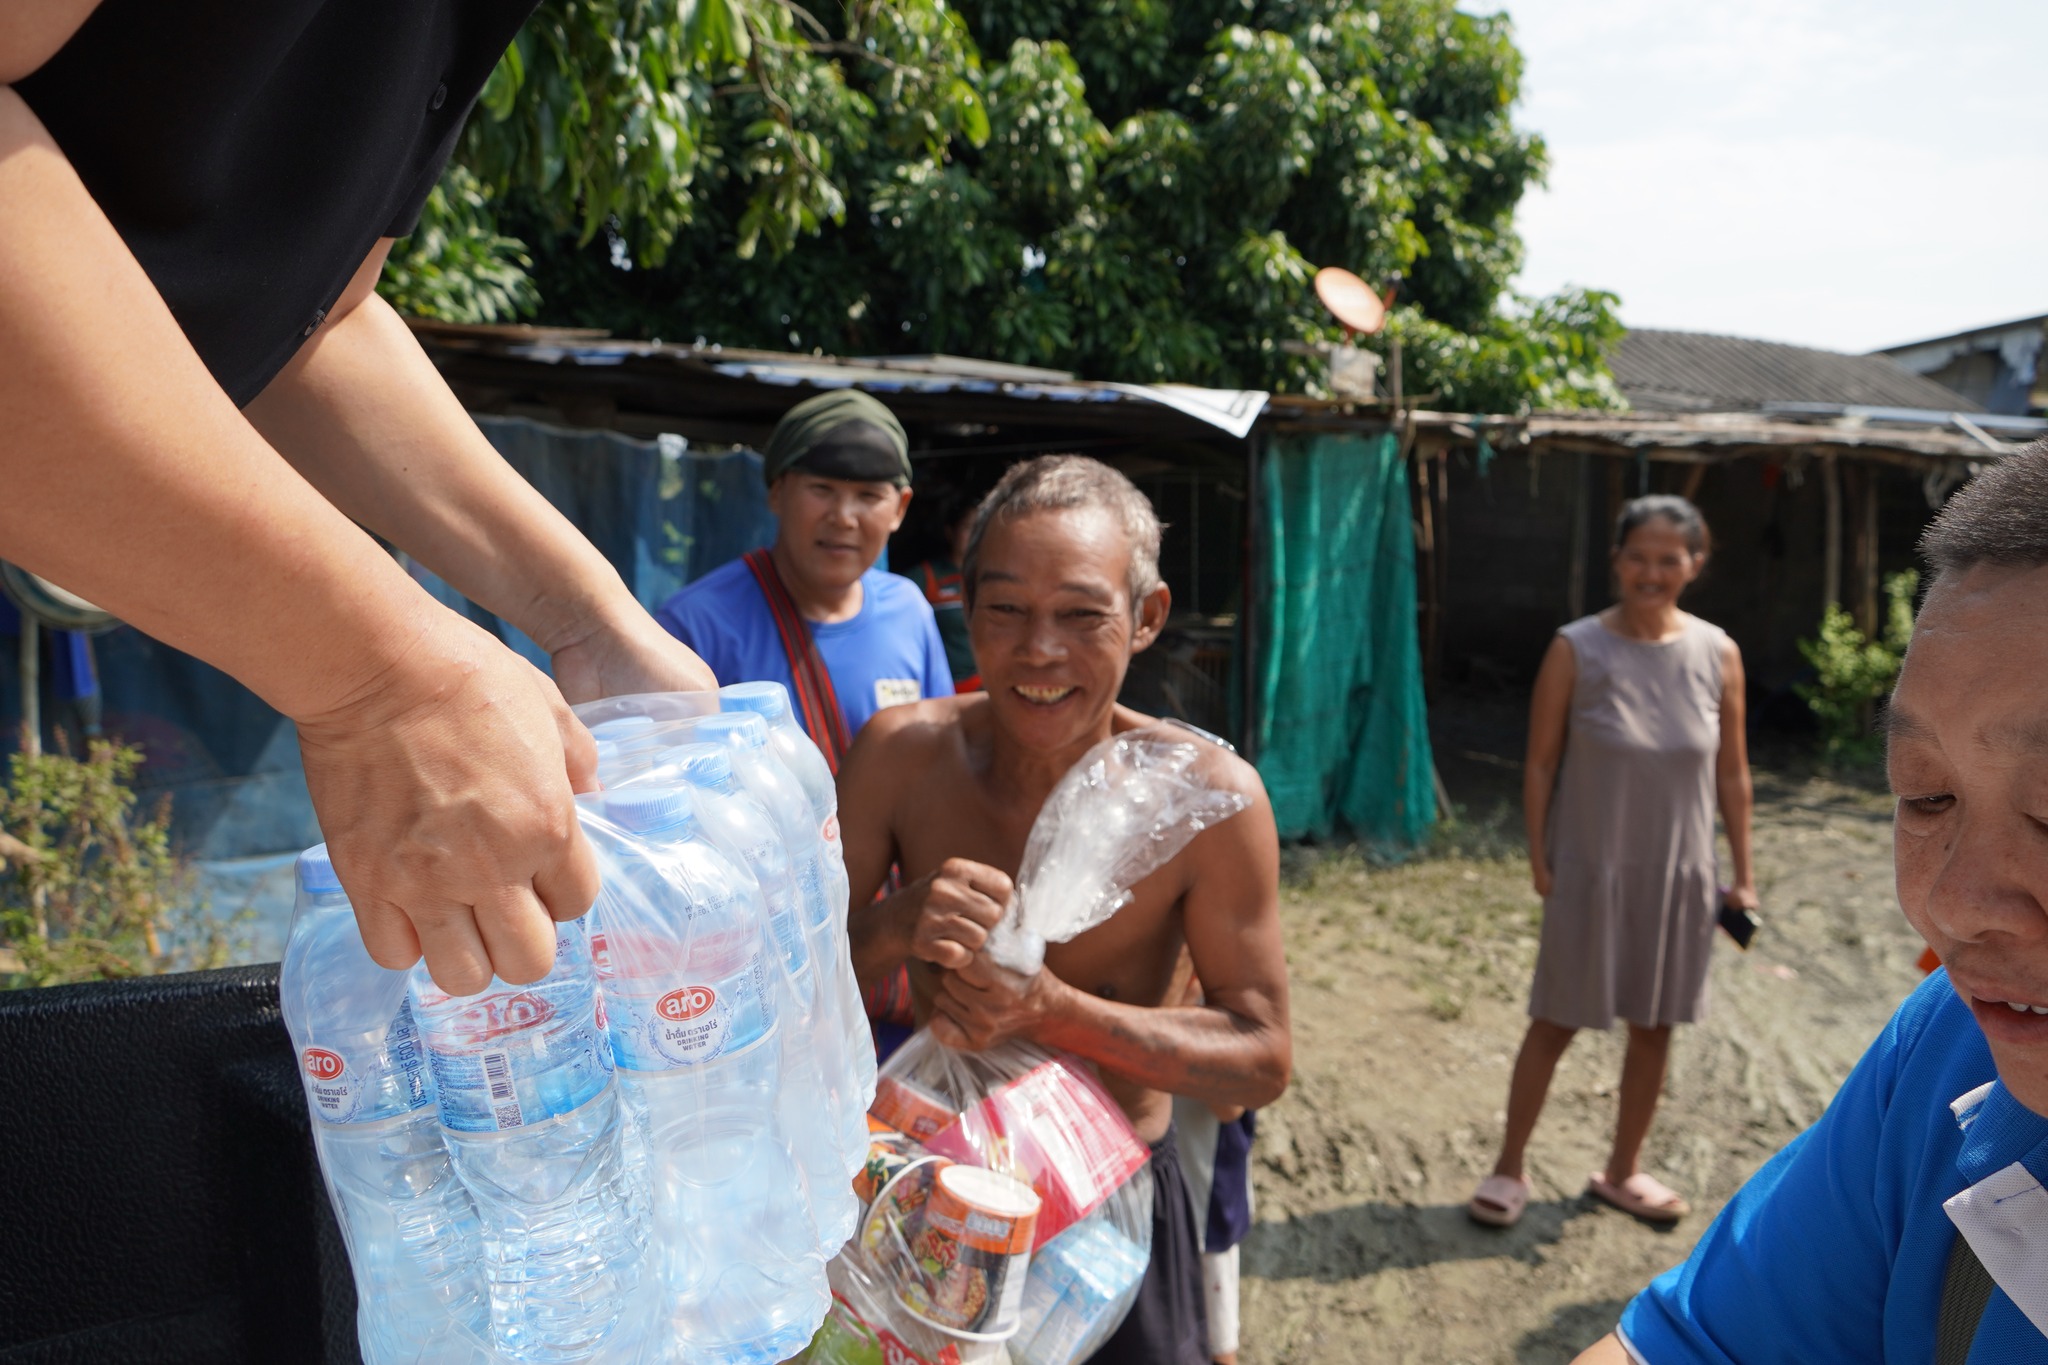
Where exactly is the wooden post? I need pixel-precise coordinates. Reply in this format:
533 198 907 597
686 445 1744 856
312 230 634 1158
18 616 38 760
1240 431 1261 764
1415 444 1439 700
1566 450 1590 621
1679 462 1707 502
1430 449 1450 692
1850 463 1880 637
1822 454 1842 610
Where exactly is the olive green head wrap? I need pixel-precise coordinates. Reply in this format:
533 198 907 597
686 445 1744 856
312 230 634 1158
762 390 911 488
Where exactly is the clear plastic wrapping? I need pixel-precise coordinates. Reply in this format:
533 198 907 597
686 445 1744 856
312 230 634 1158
858 1037 1156 1365
289 686 866 1365
984 729 1249 975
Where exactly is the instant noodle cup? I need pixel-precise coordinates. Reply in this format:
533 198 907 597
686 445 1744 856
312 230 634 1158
872 1073 957 1142
899 1165 1041 1336
854 1128 929 1208
860 1153 951 1266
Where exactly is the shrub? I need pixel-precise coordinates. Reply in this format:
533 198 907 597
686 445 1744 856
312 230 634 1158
0 737 231 988
1795 570 1918 764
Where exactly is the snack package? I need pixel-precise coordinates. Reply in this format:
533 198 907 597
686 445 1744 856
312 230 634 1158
888 1035 1148 1250
983 729 1247 975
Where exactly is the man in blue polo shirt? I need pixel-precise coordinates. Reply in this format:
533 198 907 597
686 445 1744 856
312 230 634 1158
1575 443 2048 1364
658 390 951 759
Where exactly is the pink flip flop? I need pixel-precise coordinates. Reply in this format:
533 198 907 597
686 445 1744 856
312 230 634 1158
1587 1171 1690 1224
1468 1174 1531 1227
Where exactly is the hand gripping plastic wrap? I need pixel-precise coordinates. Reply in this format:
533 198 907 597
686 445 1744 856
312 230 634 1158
284 686 869 1365
983 728 1250 975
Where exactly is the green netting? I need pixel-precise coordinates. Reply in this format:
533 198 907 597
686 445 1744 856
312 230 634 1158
1254 432 1436 846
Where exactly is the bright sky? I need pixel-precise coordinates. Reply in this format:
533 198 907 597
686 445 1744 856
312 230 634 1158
1502 0 2048 353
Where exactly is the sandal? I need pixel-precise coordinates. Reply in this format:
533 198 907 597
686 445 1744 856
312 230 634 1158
1467 1174 1531 1227
1586 1171 1690 1224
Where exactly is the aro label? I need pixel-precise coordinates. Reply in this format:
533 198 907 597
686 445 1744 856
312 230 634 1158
451 990 556 1044
302 1047 346 1082
657 985 717 1022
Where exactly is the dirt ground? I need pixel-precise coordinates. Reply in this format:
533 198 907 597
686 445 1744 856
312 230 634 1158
1238 710 1920 1364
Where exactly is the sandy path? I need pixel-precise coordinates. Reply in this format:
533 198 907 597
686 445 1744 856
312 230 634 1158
1239 767 1919 1363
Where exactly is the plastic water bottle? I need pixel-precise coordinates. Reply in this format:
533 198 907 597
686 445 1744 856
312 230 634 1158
669 743 860 1251
408 917 647 1364
594 788 829 1363
694 711 874 1178
717 682 875 1123
280 846 490 1365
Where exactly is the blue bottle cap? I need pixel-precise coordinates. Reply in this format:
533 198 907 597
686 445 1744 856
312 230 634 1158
296 843 344 896
692 713 769 751
674 742 733 787
589 715 658 740
607 787 694 835
719 681 789 722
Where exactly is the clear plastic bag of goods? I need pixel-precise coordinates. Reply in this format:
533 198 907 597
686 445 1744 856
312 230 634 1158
983 728 1248 976
863 1038 1155 1363
805 1110 1153 1365
872 1036 1149 1252
577 786 833 1365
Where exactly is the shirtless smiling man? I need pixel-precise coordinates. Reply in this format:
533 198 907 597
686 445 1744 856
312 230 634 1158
839 455 1292 1365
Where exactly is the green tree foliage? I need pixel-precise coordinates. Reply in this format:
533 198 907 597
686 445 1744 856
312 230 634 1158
1796 569 1919 764
1 739 230 988
382 0 1622 409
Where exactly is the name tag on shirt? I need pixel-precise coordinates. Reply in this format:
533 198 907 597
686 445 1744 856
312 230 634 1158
874 678 921 710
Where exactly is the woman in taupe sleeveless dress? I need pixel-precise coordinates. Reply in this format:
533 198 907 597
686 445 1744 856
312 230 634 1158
1469 496 1757 1229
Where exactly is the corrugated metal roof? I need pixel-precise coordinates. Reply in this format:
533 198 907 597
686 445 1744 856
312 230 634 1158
458 337 1270 438
1610 328 1981 414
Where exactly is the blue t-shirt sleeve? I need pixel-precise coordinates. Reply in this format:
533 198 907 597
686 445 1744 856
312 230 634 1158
655 577 749 688
922 605 955 698
654 592 699 652
1620 986 1936 1363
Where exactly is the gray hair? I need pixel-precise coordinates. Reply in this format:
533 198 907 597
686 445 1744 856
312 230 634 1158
962 456 1164 618
1614 493 1711 556
1920 440 2048 578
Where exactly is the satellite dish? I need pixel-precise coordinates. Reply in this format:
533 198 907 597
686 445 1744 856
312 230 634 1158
1 563 118 633
1314 267 1393 338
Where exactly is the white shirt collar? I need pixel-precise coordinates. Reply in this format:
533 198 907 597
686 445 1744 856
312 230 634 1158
1945 1083 2048 1338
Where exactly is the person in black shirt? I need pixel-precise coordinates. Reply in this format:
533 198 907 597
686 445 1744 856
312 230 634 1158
0 3 714 995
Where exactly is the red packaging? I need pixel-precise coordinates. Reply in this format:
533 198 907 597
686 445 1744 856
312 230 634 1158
921 1057 1148 1250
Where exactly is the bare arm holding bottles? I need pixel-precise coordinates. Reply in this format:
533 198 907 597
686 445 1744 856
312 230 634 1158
0 31 707 993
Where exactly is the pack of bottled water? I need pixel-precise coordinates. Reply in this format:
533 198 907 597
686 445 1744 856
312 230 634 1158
280 683 872 1364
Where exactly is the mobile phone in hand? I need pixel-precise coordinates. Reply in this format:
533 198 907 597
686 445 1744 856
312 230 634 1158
1718 898 1760 950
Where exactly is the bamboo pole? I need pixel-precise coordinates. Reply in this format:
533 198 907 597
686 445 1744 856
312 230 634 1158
18 616 38 760
1851 464 1880 636
1566 450 1590 621
1822 454 1842 610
